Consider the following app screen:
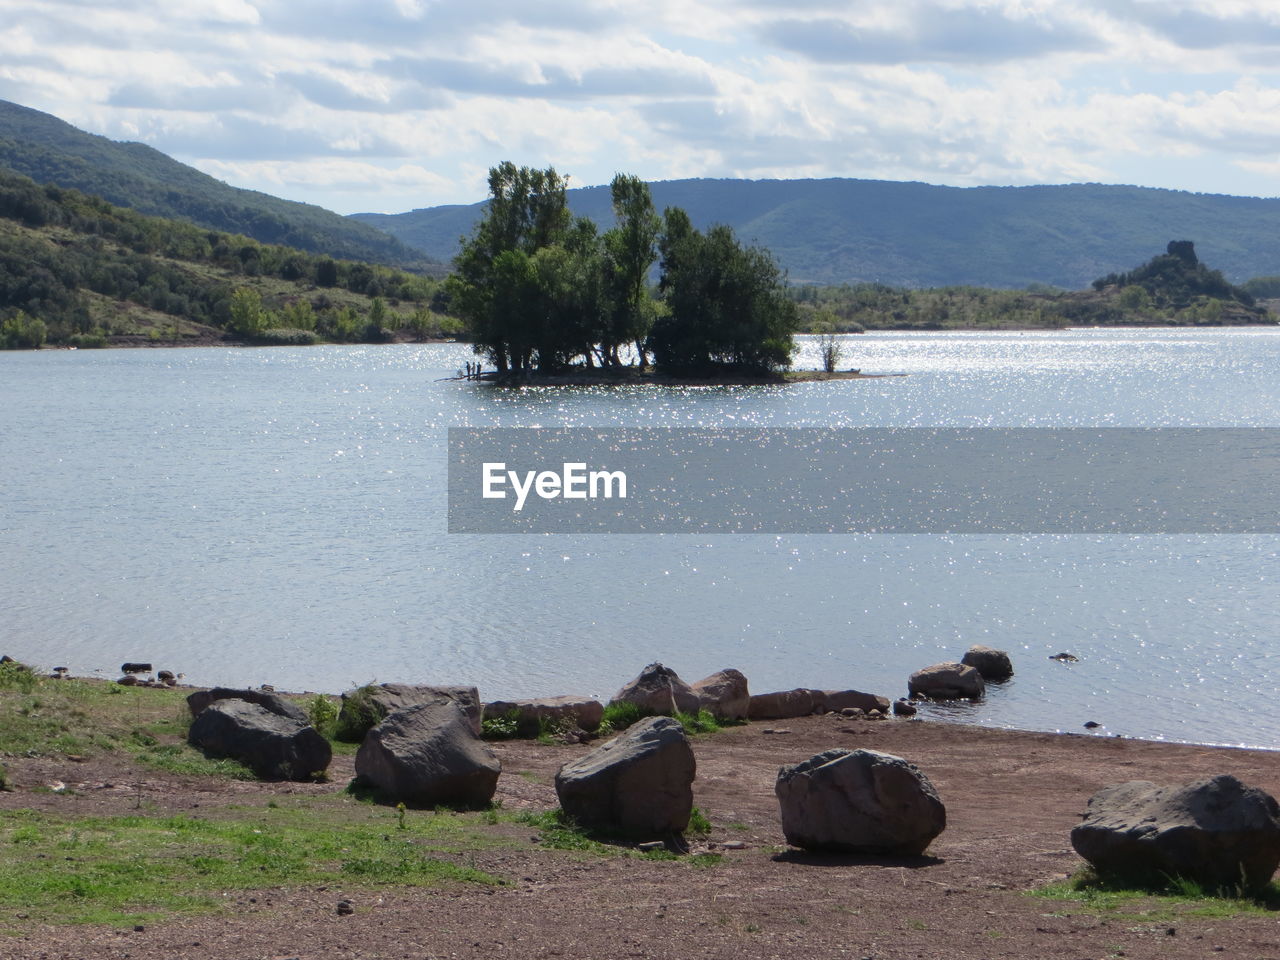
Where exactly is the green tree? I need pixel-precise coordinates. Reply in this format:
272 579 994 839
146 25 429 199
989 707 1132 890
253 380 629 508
652 211 798 373
602 173 660 367
0 310 47 349
228 287 269 337
447 163 571 373
280 298 316 331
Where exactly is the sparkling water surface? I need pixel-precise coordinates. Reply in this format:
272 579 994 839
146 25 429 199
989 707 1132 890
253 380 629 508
3 328 1279 747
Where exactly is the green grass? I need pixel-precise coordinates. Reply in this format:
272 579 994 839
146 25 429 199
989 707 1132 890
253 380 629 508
1029 868 1280 921
0 803 506 926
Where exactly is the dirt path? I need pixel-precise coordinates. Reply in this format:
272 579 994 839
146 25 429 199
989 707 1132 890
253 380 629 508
5 717 1280 960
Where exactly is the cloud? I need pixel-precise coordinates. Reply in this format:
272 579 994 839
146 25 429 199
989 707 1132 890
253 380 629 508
1108 1 1280 50
762 6 1104 65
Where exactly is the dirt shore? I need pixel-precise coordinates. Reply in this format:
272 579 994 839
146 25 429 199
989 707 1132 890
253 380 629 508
3 714 1279 960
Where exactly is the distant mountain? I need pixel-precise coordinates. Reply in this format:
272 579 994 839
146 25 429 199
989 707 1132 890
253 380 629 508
0 99 431 269
353 178 1280 289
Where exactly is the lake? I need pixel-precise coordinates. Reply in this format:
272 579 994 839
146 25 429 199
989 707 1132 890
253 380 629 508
3 328 1279 748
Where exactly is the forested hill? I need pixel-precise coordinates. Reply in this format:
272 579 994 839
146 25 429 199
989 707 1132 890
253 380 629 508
353 178 1280 289
0 99 431 270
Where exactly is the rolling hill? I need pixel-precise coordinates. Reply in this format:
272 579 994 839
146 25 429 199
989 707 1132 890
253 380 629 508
0 99 433 270
353 178 1280 289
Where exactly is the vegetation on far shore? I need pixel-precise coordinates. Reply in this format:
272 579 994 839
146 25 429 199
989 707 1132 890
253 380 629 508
0 168 460 349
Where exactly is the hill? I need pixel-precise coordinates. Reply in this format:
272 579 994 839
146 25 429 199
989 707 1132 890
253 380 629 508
0 169 458 349
0 99 432 270
354 178 1280 289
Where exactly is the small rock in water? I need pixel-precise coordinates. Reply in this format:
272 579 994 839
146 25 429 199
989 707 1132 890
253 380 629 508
893 699 917 717
1084 721 1101 730
1049 652 1079 662
157 670 176 685
121 662 152 674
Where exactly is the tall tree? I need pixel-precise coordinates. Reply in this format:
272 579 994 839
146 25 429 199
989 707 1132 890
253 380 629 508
603 174 660 367
448 163 571 373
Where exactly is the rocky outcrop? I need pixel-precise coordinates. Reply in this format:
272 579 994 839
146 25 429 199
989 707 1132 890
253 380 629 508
555 716 696 836
483 696 604 733
821 690 891 714
609 663 700 716
960 645 1014 681
337 684 482 742
749 688 889 719
691 669 750 721
354 700 500 807
748 688 822 720
187 687 309 723
907 663 985 700
188 699 331 781
776 748 946 855
1071 775 1280 892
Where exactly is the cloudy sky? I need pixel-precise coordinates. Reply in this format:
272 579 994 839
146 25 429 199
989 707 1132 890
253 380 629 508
3 0 1280 214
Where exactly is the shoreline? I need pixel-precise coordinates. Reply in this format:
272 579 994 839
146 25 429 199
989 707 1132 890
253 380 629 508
4 672 1279 960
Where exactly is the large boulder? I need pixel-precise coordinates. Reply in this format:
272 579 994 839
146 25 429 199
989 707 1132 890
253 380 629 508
691 669 750 721
354 700 500 807
555 716 695 836
776 748 946 855
748 688 822 720
188 699 331 781
337 683 481 741
483 696 604 733
610 663 700 716
1071 775 1280 892
907 663 985 700
187 687 308 724
960 645 1014 681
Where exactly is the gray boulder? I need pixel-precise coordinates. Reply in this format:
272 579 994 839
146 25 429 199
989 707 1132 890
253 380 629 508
1071 775 1280 892
188 699 331 781
338 683 481 741
776 748 946 855
748 688 822 720
555 716 696 836
610 663 700 716
187 687 308 723
483 696 604 733
822 690 891 714
354 700 500 807
691 669 750 721
907 662 985 700
960 645 1014 681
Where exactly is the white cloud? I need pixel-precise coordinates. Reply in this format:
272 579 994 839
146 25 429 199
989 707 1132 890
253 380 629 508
1 0 1280 211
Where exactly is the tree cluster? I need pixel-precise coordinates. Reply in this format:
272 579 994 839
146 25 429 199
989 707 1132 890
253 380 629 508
1093 240 1255 309
447 163 797 375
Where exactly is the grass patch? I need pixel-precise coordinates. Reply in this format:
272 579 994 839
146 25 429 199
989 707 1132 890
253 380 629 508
1030 868 1280 921
596 701 650 736
0 803 506 926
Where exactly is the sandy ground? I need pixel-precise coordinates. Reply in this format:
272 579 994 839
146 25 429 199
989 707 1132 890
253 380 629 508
3 715 1279 960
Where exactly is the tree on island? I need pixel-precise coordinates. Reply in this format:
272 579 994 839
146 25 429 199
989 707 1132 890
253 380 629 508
447 162 798 376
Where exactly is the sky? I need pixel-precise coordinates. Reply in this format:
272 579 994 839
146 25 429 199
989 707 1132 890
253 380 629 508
3 0 1280 215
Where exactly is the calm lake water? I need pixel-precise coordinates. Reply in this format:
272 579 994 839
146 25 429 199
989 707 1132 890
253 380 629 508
3 329 1279 748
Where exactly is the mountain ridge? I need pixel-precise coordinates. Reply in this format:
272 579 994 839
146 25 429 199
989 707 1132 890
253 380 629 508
352 176 1280 289
0 99 433 269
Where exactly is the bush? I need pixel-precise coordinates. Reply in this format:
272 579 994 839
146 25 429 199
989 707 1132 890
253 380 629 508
673 709 722 736
333 684 381 743
307 694 339 737
480 709 522 740
67 331 108 348
596 700 650 736
0 311 47 349
0 659 37 693
253 327 319 346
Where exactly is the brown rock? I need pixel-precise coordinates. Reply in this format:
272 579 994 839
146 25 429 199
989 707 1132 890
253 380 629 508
483 696 604 733
691 669 750 721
